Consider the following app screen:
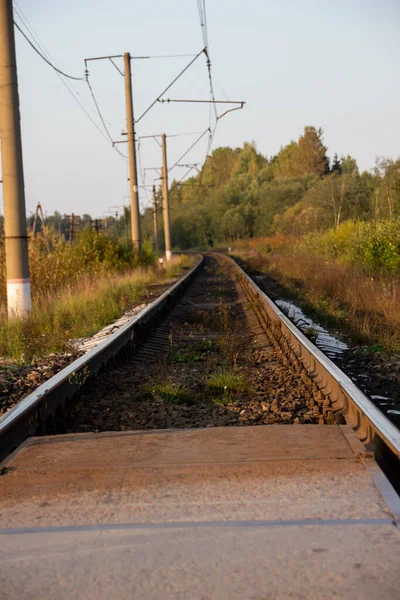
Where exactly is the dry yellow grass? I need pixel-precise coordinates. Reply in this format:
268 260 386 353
234 242 400 350
0 254 193 362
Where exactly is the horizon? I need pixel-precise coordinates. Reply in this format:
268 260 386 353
0 0 399 219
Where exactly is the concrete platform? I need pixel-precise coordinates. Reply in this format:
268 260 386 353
1 425 399 599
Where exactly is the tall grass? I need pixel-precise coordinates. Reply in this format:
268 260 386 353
0 244 193 361
0 230 157 304
233 222 400 350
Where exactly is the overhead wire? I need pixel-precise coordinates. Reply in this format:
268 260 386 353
197 0 208 49
144 53 199 59
13 6 127 160
195 0 218 169
149 0 219 188
152 136 162 148
169 165 199 195
13 14 110 144
168 128 210 172
85 78 115 146
135 48 205 124
16 0 231 193
139 130 206 139
117 1 224 189
85 76 128 159
137 139 151 206
168 129 207 138
13 1 236 200
14 21 84 81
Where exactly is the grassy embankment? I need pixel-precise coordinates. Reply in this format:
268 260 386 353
232 219 400 351
0 231 193 362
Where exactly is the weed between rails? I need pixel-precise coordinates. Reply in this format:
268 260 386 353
137 264 254 409
144 380 192 405
171 339 217 363
61 256 324 434
143 368 252 407
207 370 252 404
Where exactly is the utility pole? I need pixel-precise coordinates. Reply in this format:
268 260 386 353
32 207 39 237
152 184 159 254
66 213 77 244
0 0 31 317
161 133 172 261
85 52 141 251
124 52 141 252
123 206 129 248
70 214 75 245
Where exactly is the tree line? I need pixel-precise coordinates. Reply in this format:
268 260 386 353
4 125 398 253
141 126 400 249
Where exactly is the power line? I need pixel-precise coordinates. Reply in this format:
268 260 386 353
85 76 127 159
85 77 113 144
138 130 206 139
158 98 244 104
14 21 84 81
170 165 199 194
135 48 206 124
13 7 123 152
85 76 128 160
145 53 199 59
204 50 218 121
197 0 208 49
134 0 243 189
202 1 209 49
137 140 151 205
168 129 210 172
176 163 200 169
195 0 218 162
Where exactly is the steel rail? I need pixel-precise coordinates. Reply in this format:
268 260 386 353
222 253 400 465
1 251 399 477
0 255 203 461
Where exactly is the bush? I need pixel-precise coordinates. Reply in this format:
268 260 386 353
301 219 400 274
351 220 400 273
233 234 296 256
0 231 158 309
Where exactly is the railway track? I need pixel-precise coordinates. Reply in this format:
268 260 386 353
1 252 399 474
1 252 400 599
62 254 326 434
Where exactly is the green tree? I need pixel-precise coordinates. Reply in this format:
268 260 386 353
331 153 341 173
294 126 329 177
273 141 299 180
231 142 265 179
200 147 239 189
300 171 367 229
374 157 400 220
340 155 359 175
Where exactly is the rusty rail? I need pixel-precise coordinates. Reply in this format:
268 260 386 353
1 251 399 478
223 253 400 465
0 255 203 461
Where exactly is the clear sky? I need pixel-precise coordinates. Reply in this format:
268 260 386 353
1 0 399 219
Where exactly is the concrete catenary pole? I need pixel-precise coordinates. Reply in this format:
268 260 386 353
161 133 171 261
123 205 129 248
0 0 31 317
152 184 159 254
123 52 141 252
70 213 75 245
